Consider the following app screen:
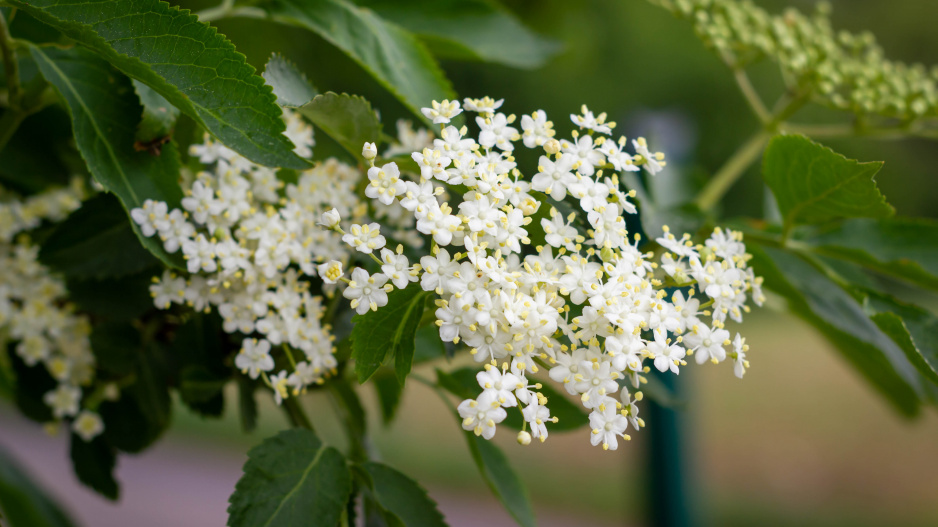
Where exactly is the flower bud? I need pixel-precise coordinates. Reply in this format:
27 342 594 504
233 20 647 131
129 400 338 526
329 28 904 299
318 260 344 284
543 139 561 155
319 208 341 228
517 430 532 446
362 142 377 160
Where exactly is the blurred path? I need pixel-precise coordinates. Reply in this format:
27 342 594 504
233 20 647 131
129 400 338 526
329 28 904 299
0 408 611 527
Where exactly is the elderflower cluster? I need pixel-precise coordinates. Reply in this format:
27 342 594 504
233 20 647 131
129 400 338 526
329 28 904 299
328 98 762 450
0 181 106 441
657 0 938 122
131 110 416 403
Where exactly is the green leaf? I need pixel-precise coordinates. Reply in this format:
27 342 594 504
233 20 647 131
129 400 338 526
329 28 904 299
65 269 158 322
39 193 160 279
227 429 351 527
464 435 536 527
361 462 448 527
372 369 402 425
262 53 318 108
762 134 894 229
0 442 78 527
179 366 228 404
297 92 381 160
414 323 446 363
9 0 308 169
361 0 560 69
266 0 456 119
90 321 140 378
9 348 56 424
29 46 185 269
804 217 938 292
351 285 430 385
99 344 172 453
749 245 924 415
132 79 179 143
69 433 118 501
858 290 938 387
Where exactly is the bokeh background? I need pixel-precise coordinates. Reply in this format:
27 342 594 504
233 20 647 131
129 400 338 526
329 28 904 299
3 0 938 525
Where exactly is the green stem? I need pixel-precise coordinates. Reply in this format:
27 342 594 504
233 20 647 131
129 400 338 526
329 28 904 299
0 9 20 110
732 67 770 124
0 106 24 152
694 129 771 211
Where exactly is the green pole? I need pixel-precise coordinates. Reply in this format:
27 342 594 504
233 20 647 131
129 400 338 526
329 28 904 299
645 369 696 527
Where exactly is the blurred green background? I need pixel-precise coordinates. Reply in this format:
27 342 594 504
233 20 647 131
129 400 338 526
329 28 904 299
5 0 938 525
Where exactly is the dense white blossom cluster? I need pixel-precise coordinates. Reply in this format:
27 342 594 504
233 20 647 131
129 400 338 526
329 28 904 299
0 180 106 441
327 98 763 450
131 110 417 403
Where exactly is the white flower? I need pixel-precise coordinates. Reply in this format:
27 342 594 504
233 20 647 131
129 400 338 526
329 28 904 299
589 402 630 450
319 208 341 228
421 99 463 124
411 148 451 181
732 333 750 379
476 365 522 407
44 384 81 419
235 338 274 379
531 154 578 201
343 268 391 314
317 260 344 284
683 324 731 364
523 397 554 442
632 137 665 175
646 329 686 374
362 142 377 160
365 162 406 205
561 135 604 176
130 199 169 237
72 410 104 441
477 113 519 151
380 248 416 290
463 96 504 114
457 392 507 439
520 110 554 148
270 370 290 406
342 223 386 254
570 105 613 135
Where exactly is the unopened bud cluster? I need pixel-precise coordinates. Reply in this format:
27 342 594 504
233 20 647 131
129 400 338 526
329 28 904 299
659 0 938 123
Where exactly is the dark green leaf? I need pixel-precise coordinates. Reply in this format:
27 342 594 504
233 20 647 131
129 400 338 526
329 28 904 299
267 0 456 120
29 46 185 269
749 245 924 415
351 285 430 385
414 324 446 364
857 290 938 387
465 434 535 527
263 53 318 108
297 92 381 160
100 344 171 452
69 433 118 501
9 348 56 423
329 379 367 460
9 0 308 169
227 429 351 527
65 268 158 321
39 193 160 279
90 321 140 378
0 443 78 527
361 462 448 527
804 217 938 292
237 375 259 433
0 107 71 194
762 134 893 229
132 79 179 143
372 369 402 425
362 0 560 69
179 366 228 404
